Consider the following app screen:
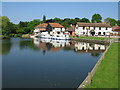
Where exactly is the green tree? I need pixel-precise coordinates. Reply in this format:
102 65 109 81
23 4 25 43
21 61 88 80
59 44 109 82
43 15 46 22
104 17 117 26
53 18 62 23
91 13 102 23
117 20 120 26
80 18 90 23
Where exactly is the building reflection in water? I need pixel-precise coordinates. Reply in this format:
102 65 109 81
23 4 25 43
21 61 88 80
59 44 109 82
33 38 107 56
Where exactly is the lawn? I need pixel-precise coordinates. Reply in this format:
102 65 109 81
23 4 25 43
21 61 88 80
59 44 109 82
75 36 112 41
86 42 119 88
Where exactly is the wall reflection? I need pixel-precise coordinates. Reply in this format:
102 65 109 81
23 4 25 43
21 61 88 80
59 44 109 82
1 38 107 57
33 38 107 56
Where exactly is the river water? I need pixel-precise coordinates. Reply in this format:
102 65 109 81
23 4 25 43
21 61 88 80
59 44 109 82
2 38 108 88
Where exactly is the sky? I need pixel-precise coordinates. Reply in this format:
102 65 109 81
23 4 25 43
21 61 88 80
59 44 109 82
2 2 118 24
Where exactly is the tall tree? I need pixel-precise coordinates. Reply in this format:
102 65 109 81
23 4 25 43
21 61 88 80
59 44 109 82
2 16 13 36
117 20 120 26
91 13 102 23
104 17 117 26
80 18 90 23
43 15 46 22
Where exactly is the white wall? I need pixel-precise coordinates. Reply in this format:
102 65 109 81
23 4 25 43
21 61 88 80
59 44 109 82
52 27 65 34
75 26 113 36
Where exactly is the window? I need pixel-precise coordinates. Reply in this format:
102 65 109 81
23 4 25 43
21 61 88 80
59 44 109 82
98 32 101 35
83 32 85 34
83 27 85 30
94 27 95 30
103 32 105 35
99 27 101 30
106 27 108 30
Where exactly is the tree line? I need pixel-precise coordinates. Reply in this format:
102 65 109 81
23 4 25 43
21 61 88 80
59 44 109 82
0 14 120 37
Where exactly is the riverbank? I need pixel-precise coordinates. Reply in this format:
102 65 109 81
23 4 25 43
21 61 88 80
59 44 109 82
71 36 111 45
0 34 30 39
84 42 118 88
73 36 113 41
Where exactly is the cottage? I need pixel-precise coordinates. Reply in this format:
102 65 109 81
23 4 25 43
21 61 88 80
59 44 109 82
46 23 65 34
111 25 120 36
66 25 75 36
34 23 48 36
75 23 112 36
34 23 65 36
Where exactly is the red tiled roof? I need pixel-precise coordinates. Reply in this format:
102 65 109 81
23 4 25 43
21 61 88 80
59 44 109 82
39 28 46 31
66 26 75 31
35 23 48 28
49 23 63 28
112 25 120 30
76 23 111 27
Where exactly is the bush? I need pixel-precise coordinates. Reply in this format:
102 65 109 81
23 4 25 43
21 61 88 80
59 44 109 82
14 34 22 37
9 34 15 37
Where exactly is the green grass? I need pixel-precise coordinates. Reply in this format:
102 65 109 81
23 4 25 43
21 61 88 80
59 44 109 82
75 36 112 41
86 42 119 88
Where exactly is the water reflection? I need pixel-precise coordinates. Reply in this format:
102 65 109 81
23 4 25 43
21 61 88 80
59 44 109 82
2 38 108 88
1 39 12 55
33 38 107 56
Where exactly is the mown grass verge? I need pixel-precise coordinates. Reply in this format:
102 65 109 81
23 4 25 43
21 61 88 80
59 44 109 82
86 42 119 88
75 36 113 41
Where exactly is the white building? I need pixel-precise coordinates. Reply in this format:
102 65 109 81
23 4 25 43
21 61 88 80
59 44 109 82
75 23 112 36
46 23 65 35
34 23 65 36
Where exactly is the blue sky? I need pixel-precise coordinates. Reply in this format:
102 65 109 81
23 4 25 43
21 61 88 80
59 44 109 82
2 2 118 24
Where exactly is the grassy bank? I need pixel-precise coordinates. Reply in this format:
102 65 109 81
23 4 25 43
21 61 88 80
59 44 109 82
86 42 119 88
0 35 10 39
0 34 30 39
74 36 112 41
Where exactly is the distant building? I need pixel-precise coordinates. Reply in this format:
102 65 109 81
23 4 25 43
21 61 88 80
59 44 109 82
111 25 120 36
75 23 112 36
66 25 75 36
46 23 65 34
34 23 48 36
34 23 65 36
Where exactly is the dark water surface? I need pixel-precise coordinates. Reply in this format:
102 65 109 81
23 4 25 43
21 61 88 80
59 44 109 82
2 38 107 88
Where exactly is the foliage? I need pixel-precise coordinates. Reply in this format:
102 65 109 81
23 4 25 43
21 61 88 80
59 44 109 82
80 18 90 23
104 17 117 26
117 20 120 26
1 15 118 37
43 15 46 22
91 13 102 23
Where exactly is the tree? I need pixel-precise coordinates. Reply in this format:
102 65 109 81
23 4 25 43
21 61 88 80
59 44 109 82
53 18 62 23
44 19 53 23
117 20 120 26
43 15 46 22
104 17 117 26
80 18 90 23
91 13 102 23
2 16 13 36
